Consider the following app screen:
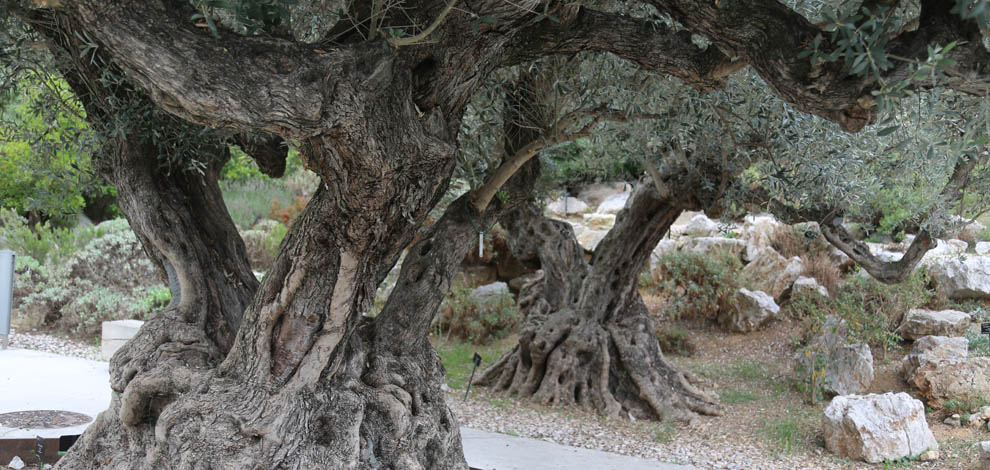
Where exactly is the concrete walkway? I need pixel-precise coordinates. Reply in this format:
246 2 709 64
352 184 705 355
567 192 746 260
0 348 695 469
462 427 695 470
0 348 110 439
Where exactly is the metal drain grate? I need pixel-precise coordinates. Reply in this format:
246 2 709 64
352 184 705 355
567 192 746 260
0 410 92 429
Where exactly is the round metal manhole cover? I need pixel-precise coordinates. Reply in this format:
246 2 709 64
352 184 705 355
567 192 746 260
0 410 92 429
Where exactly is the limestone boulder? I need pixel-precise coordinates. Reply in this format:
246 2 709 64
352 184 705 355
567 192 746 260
792 276 829 298
576 229 609 252
977 242 990 256
823 392 938 463
470 282 510 303
825 343 875 396
545 197 589 218
682 214 719 238
595 193 630 215
896 309 971 340
909 357 990 409
676 237 746 259
718 288 779 332
901 336 969 381
741 213 783 261
929 256 990 299
582 213 616 230
576 182 631 208
649 239 677 272
741 247 804 300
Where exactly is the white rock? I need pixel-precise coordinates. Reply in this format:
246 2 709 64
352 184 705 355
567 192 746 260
825 343 874 396
901 336 969 381
575 182 631 208
823 392 938 464
595 193 630 215
682 214 719 238
896 309 971 340
101 319 145 361
741 247 804 300
977 242 990 256
929 256 990 299
545 197 589 218
649 239 678 272
576 229 609 252
979 441 990 464
718 288 780 332
470 282 510 302
792 276 829 298
921 239 971 266
676 237 746 258
741 213 783 261
582 213 616 230
908 357 990 409
7 456 25 470
954 217 986 240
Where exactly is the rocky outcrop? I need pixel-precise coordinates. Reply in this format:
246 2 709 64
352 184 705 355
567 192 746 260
741 213 783 262
792 276 829 298
681 214 719 238
595 193 630 214
823 393 938 463
676 237 746 259
576 229 609 252
901 336 969 381
977 242 990 256
825 343 875 396
546 197 589 218
929 256 990 299
909 357 990 409
718 288 779 332
741 247 803 300
896 309 971 340
582 213 616 230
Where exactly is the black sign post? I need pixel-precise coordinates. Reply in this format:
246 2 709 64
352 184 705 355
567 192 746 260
463 353 483 402
35 435 45 468
982 322 990 339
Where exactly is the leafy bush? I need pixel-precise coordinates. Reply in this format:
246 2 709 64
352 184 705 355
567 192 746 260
221 178 295 229
436 283 519 345
655 325 696 356
0 208 106 265
12 218 166 339
643 252 742 321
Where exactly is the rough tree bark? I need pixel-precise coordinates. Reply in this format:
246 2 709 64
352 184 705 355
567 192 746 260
476 182 720 421
18 0 990 467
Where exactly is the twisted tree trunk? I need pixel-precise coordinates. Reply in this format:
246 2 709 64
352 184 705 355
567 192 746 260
476 182 720 421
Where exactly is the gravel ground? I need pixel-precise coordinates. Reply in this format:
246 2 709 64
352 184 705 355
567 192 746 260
6 327 102 361
448 392 843 470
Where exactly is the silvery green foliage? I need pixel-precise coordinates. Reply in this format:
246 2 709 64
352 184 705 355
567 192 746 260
13 218 166 336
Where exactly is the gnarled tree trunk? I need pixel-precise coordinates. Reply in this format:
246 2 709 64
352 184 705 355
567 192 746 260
476 182 720 421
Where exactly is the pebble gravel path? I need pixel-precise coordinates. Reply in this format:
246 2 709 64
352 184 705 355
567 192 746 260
7 328 101 361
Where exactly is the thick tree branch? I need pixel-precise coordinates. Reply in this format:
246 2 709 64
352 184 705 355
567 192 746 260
504 6 742 92
232 133 289 178
634 0 990 131
770 154 982 283
49 0 394 136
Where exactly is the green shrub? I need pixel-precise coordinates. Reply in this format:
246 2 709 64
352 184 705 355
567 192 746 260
789 270 932 357
0 208 106 265
644 252 742 321
966 329 990 357
12 219 165 339
221 178 294 229
655 325 696 356
436 283 519 345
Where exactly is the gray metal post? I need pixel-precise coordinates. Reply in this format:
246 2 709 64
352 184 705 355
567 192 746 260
0 250 14 349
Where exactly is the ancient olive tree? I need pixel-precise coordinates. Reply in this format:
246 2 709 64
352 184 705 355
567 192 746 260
6 0 990 468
